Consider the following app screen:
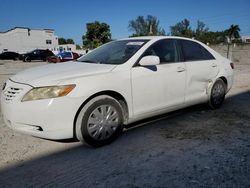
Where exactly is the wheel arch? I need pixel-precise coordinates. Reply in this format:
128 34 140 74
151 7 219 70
207 75 228 101
73 90 129 139
219 76 228 88
208 77 227 109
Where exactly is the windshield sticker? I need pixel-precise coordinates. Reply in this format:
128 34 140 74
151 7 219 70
126 42 144 46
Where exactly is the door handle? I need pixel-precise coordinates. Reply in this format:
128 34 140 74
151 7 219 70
212 64 217 68
177 67 185 72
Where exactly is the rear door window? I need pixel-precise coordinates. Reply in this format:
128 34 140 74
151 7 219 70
181 40 215 61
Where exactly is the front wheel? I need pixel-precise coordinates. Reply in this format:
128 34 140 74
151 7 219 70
79 96 124 147
209 78 226 109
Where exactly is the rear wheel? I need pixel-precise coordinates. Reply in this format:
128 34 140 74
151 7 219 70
209 78 226 109
78 96 124 147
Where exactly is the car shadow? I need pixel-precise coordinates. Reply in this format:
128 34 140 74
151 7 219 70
0 91 249 187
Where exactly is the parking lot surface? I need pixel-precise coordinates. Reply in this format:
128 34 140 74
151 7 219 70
0 60 250 187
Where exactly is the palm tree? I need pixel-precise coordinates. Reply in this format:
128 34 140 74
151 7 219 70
225 24 241 58
226 24 241 41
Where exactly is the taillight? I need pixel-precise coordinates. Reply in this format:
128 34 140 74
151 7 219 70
230 62 234 69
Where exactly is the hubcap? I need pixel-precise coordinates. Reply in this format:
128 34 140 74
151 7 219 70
212 82 225 105
87 105 119 140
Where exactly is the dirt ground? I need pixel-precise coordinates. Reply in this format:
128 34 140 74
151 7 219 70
0 60 249 187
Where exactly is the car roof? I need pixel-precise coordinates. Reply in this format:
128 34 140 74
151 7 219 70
34 49 51 51
2 51 18 54
119 36 198 42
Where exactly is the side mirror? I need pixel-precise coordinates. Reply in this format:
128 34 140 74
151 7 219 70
139 55 160 66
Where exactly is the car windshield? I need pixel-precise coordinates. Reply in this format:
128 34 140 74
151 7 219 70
26 50 35 53
77 39 149 65
27 50 39 54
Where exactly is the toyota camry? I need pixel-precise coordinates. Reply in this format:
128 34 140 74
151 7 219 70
1 36 234 147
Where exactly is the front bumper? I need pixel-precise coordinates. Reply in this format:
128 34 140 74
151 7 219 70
1 80 85 140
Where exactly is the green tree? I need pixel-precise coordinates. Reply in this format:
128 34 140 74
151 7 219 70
225 24 241 42
58 38 75 45
66 38 75 44
76 44 81 50
194 20 209 42
82 21 111 49
170 19 228 44
58 37 67 45
128 15 165 37
225 24 241 58
170 19 193 38
203 31 226 44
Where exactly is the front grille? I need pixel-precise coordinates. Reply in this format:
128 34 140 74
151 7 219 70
4 86 23 101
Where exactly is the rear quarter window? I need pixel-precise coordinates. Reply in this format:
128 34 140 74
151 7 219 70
181 40 215 61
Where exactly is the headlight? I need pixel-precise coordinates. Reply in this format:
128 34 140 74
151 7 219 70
22 84 75 102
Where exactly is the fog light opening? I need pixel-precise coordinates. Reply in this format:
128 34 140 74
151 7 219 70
32 125 43 131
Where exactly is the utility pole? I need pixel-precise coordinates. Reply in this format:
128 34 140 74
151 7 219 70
149 24 153 35
226 36 231 59
227 44 230 59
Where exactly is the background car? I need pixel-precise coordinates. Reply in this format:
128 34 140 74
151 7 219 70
47 51 80 63
0 51 19 60
20 49 54 62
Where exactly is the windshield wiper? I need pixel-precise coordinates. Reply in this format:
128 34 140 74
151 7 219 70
79 59 101 64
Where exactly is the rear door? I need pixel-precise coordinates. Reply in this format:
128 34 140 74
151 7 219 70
179 39 219 103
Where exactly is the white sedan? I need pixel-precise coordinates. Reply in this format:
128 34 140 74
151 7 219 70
1 36 234 147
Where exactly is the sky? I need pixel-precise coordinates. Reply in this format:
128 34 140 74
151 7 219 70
0 0 250 45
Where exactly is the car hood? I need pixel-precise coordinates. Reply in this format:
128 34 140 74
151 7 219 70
10 61 117 86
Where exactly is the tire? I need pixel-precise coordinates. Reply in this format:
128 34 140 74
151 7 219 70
25 56 31 62
78 96 124 147
209 78 226 109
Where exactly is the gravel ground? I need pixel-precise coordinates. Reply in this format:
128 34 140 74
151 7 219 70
0 60 249 187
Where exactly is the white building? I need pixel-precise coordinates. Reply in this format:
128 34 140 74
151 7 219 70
0 27 58 53
242 36 250 44
57 44 76 52
50 44 77 55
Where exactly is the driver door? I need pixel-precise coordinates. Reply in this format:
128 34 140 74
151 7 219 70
131 39 186 117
